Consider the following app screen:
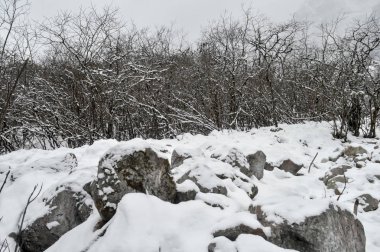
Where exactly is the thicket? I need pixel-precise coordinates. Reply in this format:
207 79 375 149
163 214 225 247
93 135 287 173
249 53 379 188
1 1 380 153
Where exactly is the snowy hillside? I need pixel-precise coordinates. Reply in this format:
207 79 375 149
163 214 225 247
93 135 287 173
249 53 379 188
0 122 379 251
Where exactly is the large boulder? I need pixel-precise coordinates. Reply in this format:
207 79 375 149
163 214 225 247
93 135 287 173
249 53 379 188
92 143 176 221
19 188 92 252
246 151 266 180
251 205 366 252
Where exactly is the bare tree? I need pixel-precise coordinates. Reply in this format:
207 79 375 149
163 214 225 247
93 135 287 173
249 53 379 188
0 0 31 152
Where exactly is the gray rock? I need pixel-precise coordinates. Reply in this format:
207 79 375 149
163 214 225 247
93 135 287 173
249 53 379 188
326 175 348 190
278 159 303 175
329 154 343 162
322 165 351 184
328 148 344 162
174 158 258 204
177 171 228 195
19 188 92 252
321 158 329 163
354 154 368 162
264 162 274 171
356 161 365 168
212 148 249 174
367 176 375 183
344 145 368 157
62 153 78 172
83 181 93 197
208 243 216 252
171 147 204 169
171 149 187 169
174 189 198 203
92 147 176 221
252 205 366 252
246 151 266 179
249 186 258 199
358 194 379 212
176 172 257 202
213 224 267 241
208 242 218 252
171 150 189 169
212 148 266 180
208 237 237 252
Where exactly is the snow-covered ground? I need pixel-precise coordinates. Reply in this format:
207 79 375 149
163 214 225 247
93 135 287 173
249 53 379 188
0 121 379 251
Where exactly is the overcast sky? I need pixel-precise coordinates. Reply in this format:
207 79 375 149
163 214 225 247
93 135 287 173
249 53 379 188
30 0 380 41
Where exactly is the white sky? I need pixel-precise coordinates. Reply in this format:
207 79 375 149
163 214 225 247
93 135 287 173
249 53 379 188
30 0 380 41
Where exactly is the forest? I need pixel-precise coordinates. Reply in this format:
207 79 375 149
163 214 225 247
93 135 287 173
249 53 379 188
1 0 380 153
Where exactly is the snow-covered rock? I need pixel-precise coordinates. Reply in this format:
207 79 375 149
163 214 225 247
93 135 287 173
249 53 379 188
173 157 258 206
211 212 269 241
92 140 176 221
171 146 204 169
344 145 368 157
322 164 352 184
252 204 366 252
358 194 379 212
211 148 249 175
278 159 303 175
19 187 92 252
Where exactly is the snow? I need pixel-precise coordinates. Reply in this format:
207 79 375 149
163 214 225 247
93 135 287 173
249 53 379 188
1 121 380 251
172 156 255 211
102 186 114 195
46 221 60 230
208 236 237 252
211 211 271 237
176 179 199 193
45 212 108 252
205 233 298 252
235 235 297 252
171 145 205 159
